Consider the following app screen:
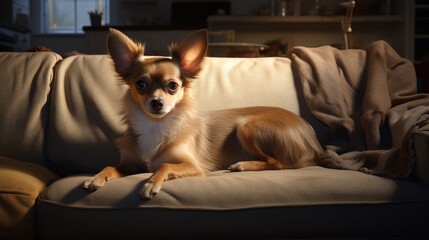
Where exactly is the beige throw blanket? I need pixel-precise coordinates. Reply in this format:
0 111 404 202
289 40 429 178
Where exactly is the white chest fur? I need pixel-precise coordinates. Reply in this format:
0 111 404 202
124 96 185 162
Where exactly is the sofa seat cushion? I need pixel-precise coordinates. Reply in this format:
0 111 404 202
37 167 429 239
0 157 58 240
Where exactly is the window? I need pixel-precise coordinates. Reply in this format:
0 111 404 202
43 0 109 33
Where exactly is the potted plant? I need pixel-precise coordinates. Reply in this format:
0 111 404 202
88 10 102 26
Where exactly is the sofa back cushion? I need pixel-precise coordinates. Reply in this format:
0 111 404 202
0 52 62 165
193 57 299 113
47 55 128 174
47 55 300 174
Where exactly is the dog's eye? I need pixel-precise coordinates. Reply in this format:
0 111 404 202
167 81 179 91
135 80 147 92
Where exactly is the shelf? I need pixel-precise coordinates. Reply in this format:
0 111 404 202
208 15 404 31
121 0 156 5
208 15 403 24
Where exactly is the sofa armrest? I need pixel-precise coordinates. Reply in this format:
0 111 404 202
0 157 58 240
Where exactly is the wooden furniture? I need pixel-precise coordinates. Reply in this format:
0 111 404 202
0 23 30 51
207 0 413 59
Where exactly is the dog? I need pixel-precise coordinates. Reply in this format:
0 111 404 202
83 28 362 200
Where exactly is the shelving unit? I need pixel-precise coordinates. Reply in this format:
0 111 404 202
208 18 409 58
0 23 30 51
208 15 403 31
0 0 30 51
209 15 403 25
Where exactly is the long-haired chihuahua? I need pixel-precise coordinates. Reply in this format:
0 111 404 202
83 28 362 199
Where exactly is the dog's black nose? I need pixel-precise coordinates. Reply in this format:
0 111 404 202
151 99 164 111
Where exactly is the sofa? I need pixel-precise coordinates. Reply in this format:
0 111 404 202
1 41 429 240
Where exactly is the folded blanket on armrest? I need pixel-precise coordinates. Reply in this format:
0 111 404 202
289 40 429 178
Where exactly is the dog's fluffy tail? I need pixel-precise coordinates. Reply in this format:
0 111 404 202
318 149 364 170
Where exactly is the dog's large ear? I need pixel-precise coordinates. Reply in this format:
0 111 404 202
170 29 207 78
107 28 144 78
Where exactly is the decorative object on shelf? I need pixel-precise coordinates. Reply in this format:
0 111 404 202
301 0 320 16
277 0 286 16
380 0 392 15
208 42 269 57
264 38 288 56
340 0 355 49
88 10 103 26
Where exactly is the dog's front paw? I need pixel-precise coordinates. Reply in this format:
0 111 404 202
139 181 162 200
83 175 106 192
139 172 167 200
228 163 245 172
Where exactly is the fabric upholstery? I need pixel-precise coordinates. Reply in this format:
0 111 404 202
414 127 429 186
193 57 299 113
39 167 429 209
289 41 429 178
37 167 429 239
47 55 128 174
37 203 429 240
0 157 58 240
0 52 62 165
1 49 428 240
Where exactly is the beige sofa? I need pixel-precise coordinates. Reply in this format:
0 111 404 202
1 50 429 240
